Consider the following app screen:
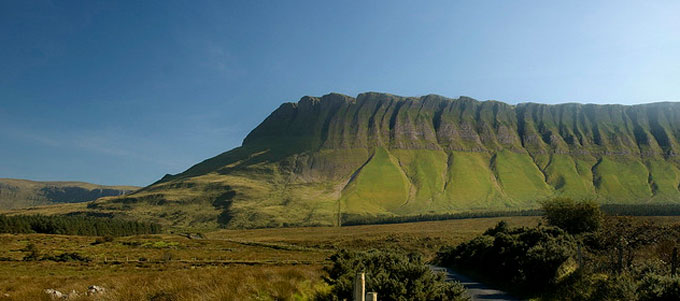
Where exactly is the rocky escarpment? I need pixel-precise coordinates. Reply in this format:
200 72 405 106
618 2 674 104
90 92 680 229
244 92 680 157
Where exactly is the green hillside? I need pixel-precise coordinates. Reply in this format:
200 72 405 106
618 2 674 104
58 93 680 229
0 178 138 210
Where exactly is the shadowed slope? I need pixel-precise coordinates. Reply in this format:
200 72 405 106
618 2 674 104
0 178 138 210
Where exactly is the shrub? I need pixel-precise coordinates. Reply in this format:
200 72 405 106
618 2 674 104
587 217 664 273
43 252 90 262
22 243 40 261
92 235 115 245
320 249 468 301
437 222 577 296
589 274 638 301
549 271 638 301
541 198 603 235
638 273 680 301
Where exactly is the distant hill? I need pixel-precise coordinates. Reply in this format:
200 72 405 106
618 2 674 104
72 92 680 229
0 178 138 209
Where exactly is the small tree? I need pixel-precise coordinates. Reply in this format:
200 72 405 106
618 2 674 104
541 198 603 235
22 243 41 261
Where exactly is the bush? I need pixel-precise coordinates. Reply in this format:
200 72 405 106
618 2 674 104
541 198 603 235
589 274 638 301
550 271 638 301
437 222 577 296
92 235 115 245
638 273 680 301
22 243 41 261
319 249 468 301
586 216 665 273
43 252 90 262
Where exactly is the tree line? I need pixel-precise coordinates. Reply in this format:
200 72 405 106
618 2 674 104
341 204 680 227
341 209 541 226
0 214 162 236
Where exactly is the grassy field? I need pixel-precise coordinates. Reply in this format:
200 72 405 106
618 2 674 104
0 216 541 300
3 215 680 300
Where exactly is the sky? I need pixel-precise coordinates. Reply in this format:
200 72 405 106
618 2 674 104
1 1 679 186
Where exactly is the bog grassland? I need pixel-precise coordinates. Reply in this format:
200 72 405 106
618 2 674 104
4 215 680 300
0 216 542 300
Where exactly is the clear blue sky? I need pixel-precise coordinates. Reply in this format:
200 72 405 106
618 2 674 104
1 1 679 186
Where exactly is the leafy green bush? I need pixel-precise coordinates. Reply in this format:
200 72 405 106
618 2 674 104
541 197 603 234
638 274 680 301
589 274 638 301
319 249 468 301
437 222 577 296
548 271 638 301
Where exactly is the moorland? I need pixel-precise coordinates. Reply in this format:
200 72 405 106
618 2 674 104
2 213 680 300
0 216 539 300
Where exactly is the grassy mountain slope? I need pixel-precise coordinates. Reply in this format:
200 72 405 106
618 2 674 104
444 151 504 209
60 93 680 229
0 178 138 210
543 154 596 199
342 147 411 214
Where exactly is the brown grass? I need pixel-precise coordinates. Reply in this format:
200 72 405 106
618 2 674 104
207 216 542 258
0 264 323 301
2 216 679 300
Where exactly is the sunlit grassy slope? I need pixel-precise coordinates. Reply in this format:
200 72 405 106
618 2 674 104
493 150 553 204
341 147 411 214
543 155 596 199
593 158 654 202
444 152 503 209
647 159 680 202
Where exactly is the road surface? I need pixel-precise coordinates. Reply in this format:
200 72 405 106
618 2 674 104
428 265 522 301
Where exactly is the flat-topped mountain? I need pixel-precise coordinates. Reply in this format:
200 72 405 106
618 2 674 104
89 92 680 229
0 178 138 210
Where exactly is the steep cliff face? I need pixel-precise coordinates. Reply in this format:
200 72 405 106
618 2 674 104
90 93 680 229
0 178 138 209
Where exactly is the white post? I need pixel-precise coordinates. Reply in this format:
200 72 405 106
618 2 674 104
353 272 365 301
366 292 378 301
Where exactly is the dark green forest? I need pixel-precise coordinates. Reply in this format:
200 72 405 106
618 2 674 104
0 214 162 236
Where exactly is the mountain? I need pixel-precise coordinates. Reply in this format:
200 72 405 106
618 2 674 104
87 92 680 229
0 178 138 209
